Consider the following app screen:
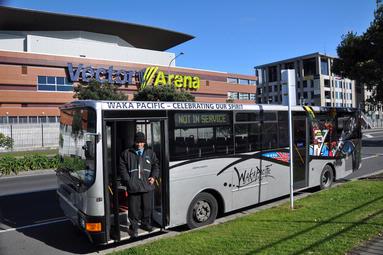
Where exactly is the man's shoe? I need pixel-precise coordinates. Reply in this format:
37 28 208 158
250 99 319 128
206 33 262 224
130 228 138 238
141 224 153 232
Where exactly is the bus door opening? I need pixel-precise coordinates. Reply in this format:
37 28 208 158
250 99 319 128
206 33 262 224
104 118 168 241
292 114 309 189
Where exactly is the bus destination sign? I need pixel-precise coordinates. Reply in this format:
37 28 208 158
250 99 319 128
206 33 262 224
174 113 230 127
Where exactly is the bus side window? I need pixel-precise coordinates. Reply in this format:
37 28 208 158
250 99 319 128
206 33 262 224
175 137 187 156
185 136 198 157
262 122 278 150
278 111 289 148
234 112 260 153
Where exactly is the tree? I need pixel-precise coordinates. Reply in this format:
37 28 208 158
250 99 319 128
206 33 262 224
0 133 13 149
333 6 383 103
133 85 195 102
73 79 128 100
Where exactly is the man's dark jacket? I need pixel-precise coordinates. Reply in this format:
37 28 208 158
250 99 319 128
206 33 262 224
119 147 159 193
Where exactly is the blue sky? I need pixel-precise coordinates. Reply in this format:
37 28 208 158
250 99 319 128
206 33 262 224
5 0 377 75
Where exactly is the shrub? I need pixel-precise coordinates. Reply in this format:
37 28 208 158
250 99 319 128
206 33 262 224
0 133 13 149
0 155 22 175
0 154 60 175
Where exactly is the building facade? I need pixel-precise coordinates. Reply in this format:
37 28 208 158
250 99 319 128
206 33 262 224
255 53 356 107
0 6 256 125
363 85 383 127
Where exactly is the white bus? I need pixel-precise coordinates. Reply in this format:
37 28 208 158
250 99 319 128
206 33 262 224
56 100 362 244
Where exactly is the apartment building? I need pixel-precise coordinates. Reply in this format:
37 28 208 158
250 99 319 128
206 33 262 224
255 52 356 107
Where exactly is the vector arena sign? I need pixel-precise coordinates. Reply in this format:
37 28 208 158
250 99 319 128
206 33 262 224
67 63 200 90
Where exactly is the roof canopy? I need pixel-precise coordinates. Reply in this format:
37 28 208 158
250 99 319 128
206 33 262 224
0 6 194 51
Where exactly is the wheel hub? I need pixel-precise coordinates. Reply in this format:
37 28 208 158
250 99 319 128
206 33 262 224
194 201 211 222
322 171 330 186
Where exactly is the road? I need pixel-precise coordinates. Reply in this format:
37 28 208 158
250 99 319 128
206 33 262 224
346 129 383 179
1 129 383 255
0 174 98 255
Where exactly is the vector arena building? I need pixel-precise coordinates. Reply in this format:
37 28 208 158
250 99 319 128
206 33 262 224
0 6 256 124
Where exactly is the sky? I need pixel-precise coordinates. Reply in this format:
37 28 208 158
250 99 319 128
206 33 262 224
3 0 378 75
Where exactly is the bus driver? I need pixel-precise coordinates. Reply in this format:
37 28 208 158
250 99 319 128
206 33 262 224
119 132 159 238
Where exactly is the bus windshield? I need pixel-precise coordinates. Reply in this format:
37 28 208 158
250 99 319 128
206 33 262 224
58 108 97 187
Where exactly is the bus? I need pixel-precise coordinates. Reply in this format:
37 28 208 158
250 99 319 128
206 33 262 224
56 100 362 244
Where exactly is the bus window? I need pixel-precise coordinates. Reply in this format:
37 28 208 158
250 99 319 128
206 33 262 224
336 113 359 140
58 108 97 187
235 123 260 153
263 112 277 121
170 112 233 160
262 122 278 150
262 111 278 150
278 111 289 148
236 112 259 122
215 126 233 155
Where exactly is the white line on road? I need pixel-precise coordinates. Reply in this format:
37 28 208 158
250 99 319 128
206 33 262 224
364 134 373 138
0 218 68 234
368 135 383 139
362 155 381 160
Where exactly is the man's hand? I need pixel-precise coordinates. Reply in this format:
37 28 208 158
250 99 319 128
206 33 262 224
148 177 155 185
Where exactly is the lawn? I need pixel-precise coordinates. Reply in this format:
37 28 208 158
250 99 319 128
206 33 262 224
112 180 383 255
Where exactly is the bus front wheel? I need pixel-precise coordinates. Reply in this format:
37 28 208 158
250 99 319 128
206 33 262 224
320 165 334 190
187 192 218 229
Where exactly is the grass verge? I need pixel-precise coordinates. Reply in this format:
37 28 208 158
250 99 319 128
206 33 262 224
112 180 383 255
0 149 58 158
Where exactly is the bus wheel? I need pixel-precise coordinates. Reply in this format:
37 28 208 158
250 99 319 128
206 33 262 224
320 165 334 190
187 192 218 229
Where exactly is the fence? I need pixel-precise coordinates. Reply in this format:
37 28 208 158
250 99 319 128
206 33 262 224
0 123 59 152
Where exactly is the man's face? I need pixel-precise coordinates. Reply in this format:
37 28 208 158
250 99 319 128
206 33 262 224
136 141 145 149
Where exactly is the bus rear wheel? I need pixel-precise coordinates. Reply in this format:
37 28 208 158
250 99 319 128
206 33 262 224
187 192 218 229
320 165 334 190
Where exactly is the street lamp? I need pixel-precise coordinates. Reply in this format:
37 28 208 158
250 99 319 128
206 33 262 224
168 52 184 74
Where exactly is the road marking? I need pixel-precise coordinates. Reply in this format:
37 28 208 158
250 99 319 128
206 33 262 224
0 218 68 234
0 171 55 180
364 134 373 138
362 155 381 160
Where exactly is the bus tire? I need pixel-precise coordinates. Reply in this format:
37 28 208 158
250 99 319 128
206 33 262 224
320 165 334 190
187 192 218 229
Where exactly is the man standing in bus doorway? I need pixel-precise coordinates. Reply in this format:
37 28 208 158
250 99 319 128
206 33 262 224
119 132 159 238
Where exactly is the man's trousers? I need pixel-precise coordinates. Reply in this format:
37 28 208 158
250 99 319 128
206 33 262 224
128 191 153 230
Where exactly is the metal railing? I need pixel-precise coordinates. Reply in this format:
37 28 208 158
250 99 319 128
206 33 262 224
0 123 59 152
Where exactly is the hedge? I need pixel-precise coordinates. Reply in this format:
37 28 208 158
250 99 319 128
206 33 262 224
0 154 59 176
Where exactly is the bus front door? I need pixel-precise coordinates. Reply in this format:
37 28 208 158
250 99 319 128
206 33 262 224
104 118 168 241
